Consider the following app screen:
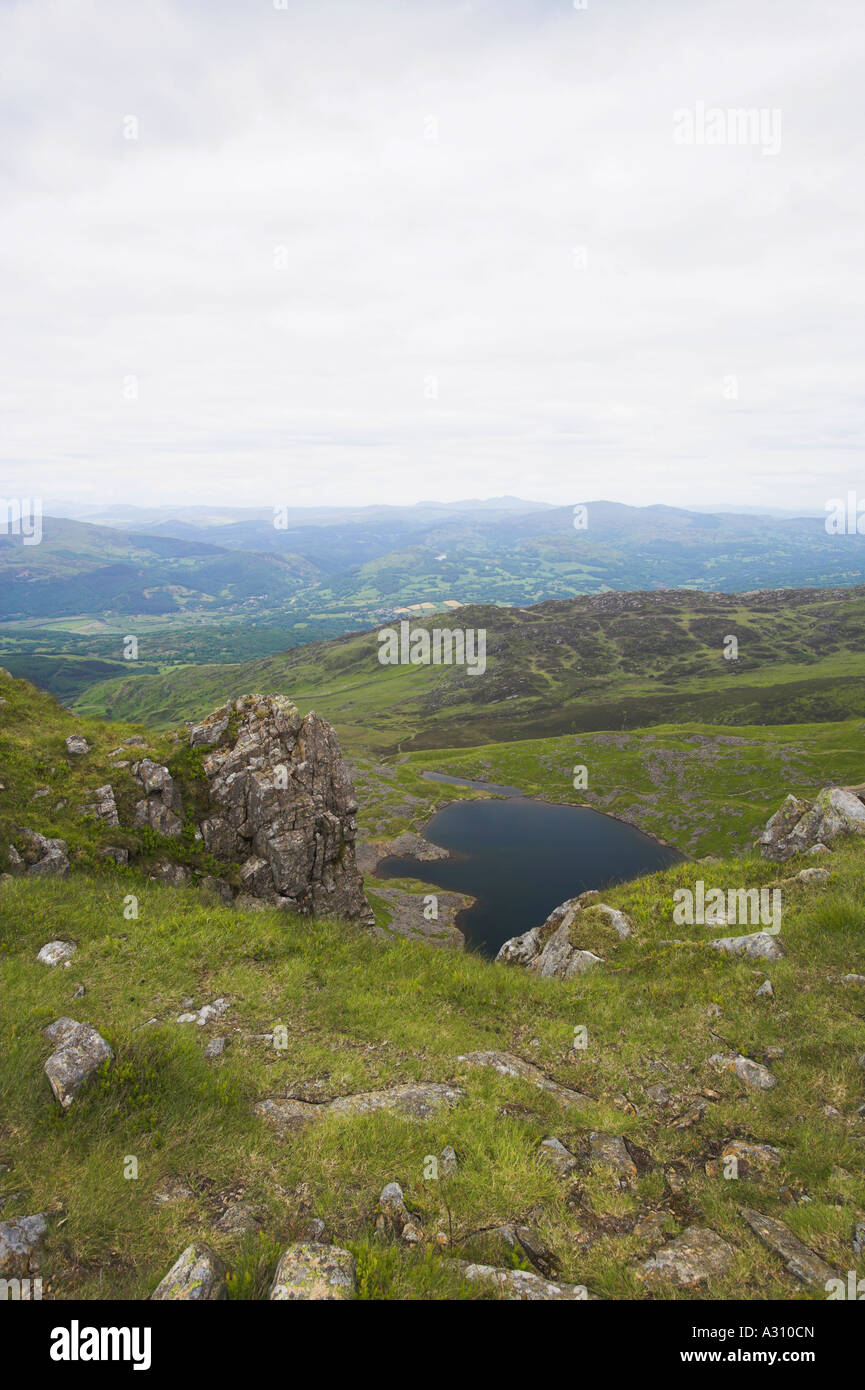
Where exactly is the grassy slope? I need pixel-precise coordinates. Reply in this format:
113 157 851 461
2 843 864 1300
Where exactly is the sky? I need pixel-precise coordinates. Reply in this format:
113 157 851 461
0 0 862 513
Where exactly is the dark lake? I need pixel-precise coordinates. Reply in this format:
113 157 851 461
376 795 681 958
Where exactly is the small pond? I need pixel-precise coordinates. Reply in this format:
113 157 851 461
376 793 681 958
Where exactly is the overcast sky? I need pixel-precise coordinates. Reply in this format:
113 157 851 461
1 0 862 512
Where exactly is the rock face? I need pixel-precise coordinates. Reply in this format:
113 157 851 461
132 759 183 839
43 1018 113 1108
496 895 632 980
268 1243 357 1300
196 695 371 921
151 1243 227 1300
79 784 119 827
759 787 865 861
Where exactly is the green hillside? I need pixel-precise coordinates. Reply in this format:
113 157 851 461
74 585 865 755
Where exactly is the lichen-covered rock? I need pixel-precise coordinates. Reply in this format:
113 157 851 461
256 1082 464 1133
65 735 90 755
759 787 865 861
150 1242 227 1300
637 1226 735 1287
710 1051 778 1091
454 1261 590 1300
268 1242 356 1300
197 695 371 921
0 1213 48 1277
43 1018 113 1108
37 940 76 967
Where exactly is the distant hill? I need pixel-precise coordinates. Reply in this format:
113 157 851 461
74 584 865 753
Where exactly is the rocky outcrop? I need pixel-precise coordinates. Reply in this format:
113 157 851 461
196 695 371 921
10 831 69 879
256 1081 464 1133
43 1018 113 1108
495 894 632 980
759 787 865 861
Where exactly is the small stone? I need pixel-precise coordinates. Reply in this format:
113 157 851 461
756 979 774 998
204 1037 225 1059
843 973 865 987
268 1242 356 1300
37 941 77 967
151 1242 227 1300
72 984 86 998
853 1222 865 1258
705 1140 781 1181
65 735 90 755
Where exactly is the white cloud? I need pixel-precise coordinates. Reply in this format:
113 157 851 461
0 0 862 512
